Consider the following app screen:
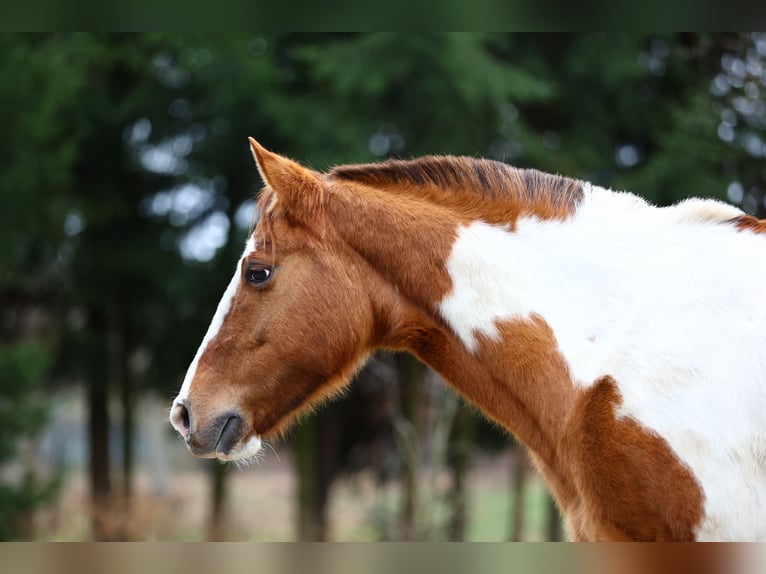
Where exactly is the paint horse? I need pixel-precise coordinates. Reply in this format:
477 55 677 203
170 139 766 541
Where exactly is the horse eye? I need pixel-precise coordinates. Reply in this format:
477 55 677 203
245 266 272 285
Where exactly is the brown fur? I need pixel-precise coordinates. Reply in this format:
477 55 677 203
331 155 584 227
182 142 704 540
249 138 326 227
732 214 766 235
565 377 704 541
383 308 704 541
189 219 376 442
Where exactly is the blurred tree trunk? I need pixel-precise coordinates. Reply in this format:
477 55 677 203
314 407 339 540
109 305 136 540
88 342 111 540
121 360 134 502
396 353 426 540
295 408 339 541
295 419 316 540
446 406 472 541
295 417 320 540
547 494 564 541
119 369 136 540
89 306 131 540
509 444 528 542
208 461 229 540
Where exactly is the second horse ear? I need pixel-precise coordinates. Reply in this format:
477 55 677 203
249 138 325 223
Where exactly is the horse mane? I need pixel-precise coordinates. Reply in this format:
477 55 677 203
330 155 584 222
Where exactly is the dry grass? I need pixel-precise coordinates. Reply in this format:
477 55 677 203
30 449 552 541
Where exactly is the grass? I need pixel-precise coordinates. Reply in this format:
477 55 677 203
30 449 557 541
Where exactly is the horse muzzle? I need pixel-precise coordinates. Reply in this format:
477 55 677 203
170 399 245 458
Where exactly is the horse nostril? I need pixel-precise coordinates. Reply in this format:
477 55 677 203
170 401 191 439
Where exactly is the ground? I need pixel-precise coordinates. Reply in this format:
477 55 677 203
28 390 553 541
32 450 552 541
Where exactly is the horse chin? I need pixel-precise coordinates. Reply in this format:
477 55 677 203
213 434 264 465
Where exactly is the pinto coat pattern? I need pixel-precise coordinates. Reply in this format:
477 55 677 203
170 140 766 541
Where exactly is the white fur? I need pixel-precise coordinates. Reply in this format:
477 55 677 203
216 435 264 465
173 236 254 405
171 237 258 428
439 183 766 540
171 235 265 462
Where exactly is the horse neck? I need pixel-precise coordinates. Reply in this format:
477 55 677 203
325 181 747 531
327 180 617 350
326 185 459 312
325 183 587 473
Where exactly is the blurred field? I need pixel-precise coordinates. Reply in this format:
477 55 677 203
32 443 550 541
24 385 553 542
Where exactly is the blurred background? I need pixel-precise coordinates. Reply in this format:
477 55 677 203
1 33 765 541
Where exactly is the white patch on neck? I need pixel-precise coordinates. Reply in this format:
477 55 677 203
173 235 256 403
437 184 747 369
438 184 766 540
437 222 532 353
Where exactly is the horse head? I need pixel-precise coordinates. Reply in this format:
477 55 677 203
169 140 381 462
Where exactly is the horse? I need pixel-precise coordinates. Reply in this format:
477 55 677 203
170 138 766 541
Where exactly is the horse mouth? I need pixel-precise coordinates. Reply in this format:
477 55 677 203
186 420 263 462
185 412 260 461
214 434 264 463
215 415 244 456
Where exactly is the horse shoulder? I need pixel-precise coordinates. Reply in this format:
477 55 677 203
562 376 704 541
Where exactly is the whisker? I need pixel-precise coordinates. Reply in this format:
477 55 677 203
262 440 281 462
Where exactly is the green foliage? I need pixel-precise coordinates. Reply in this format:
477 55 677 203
0 342 50 455
0 341 59 539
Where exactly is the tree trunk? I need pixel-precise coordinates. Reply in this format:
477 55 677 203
396 353 426 540
314 406 340 540
208 460 229 541
118 370 135 540
121 361 134 502
547 494 564 541
295 417 321 540
108 306 136 540
295 408 340 541
509 444 528 542
446 405 472 541
88 368 111 540
109 305 132 540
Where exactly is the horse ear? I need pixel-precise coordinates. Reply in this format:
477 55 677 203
248 138 324 222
